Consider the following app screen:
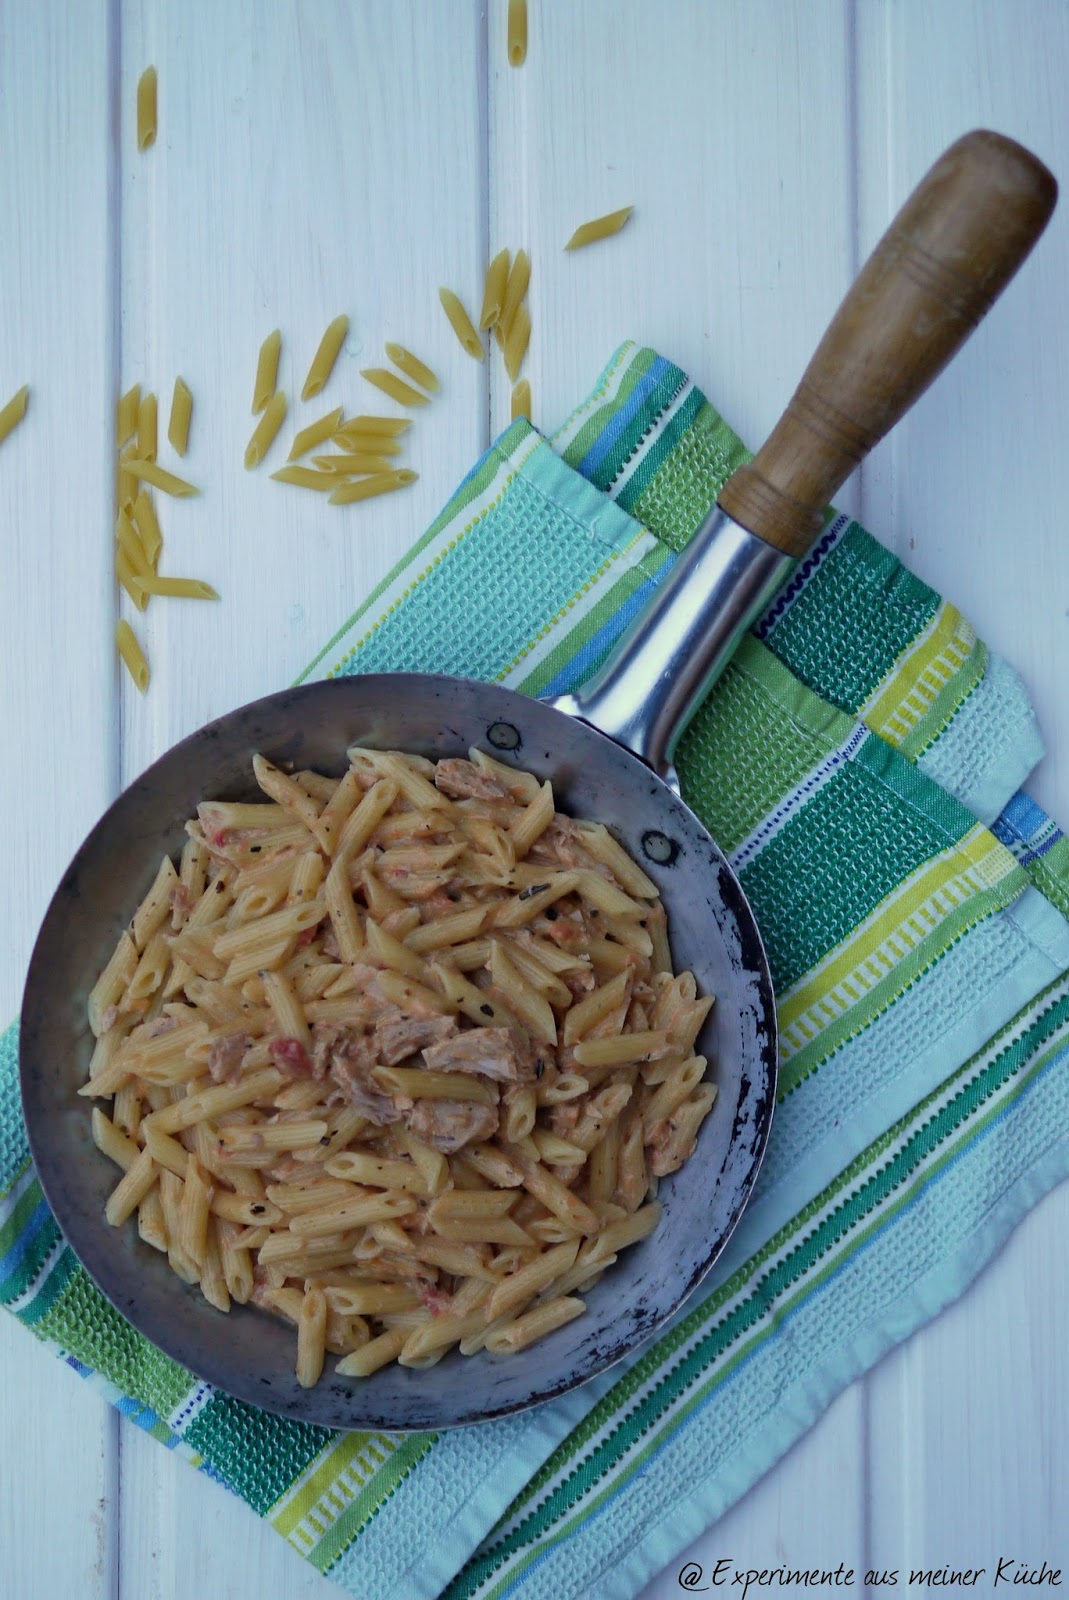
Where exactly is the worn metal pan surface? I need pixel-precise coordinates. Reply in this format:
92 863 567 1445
20 131 1056 1429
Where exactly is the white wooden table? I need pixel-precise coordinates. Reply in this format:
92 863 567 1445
2 3 1068 1595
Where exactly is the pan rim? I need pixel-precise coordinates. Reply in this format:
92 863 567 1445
19 672 778 1430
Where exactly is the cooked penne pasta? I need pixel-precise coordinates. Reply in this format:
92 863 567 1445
168 377 193 456
384 342 439 394
85 746 713 1381
438 287 483 360
565 206 634 251
136 66 157 151
487 1295 585 1353
479 249 510 328
507 0 527 66
302 315 349 401
288 406 344 460
244 391 287 469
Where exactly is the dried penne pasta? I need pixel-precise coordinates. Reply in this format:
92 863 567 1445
125 458 200 497
565 206 634 251
302 315 349 401
244 392 287 469
384 342 439 394
138 576 219 601
507 0 528 66
479 249 510 328
511 379 531 422
131 491 162 570
311 451 395 477
498 250 530 339
136 66 157 151
252 329 281 413
288 406 344 461
502 302 531 382
0 384 29 447
167 377 193 456
328 470 417 505
137 391 158 461
360 367 430 407
115 620 149 693
438 287 483 360
336 414 411 438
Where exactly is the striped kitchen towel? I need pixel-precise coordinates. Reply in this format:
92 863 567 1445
4 342 1068 1600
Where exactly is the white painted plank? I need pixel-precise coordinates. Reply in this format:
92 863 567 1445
856 1 1069 1589
113 2 487 1596
486 0 862 525
0 3 118 1597
486 3 865 1595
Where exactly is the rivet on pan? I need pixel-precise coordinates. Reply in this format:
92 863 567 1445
642 830 678 865
487 721 521 751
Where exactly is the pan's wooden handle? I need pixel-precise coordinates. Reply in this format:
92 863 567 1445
717 129 1057 558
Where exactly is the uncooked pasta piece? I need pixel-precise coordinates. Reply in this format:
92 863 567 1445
168 378 193 456
498 250 530 338
117 384 140 446
336 414 410 438
271 466 337 491
384 342 439 395
126 459 200 496
288 406 344 460
116 620 149 691
132 491 162 569
564 206 634 251
139 576 219 600
0 384 28 446
302 316 349 401
361 368 431 407
328 469 417 505
511 379 531 422
330 431 402 457
245 391 287 468
137 67 157 151
252 330 281 413
312 452 394 476
438 288 483 360
507 0 527 66
479 249 510 328
503 302 531 381
137 392 157 461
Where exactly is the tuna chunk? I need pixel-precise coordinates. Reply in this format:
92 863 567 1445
433 759 509 800
208 1031 248 1084
375 1012 458 1066
421 1026 537 1084
316 1025 405 1124
406 1097 500 1152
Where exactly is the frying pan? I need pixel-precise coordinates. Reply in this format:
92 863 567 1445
20 131 1056 1430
